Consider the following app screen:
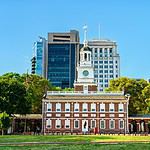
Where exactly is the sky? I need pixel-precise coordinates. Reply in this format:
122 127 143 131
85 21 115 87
0 0 150 79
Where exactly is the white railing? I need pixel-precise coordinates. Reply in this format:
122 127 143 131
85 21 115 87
47 91 124 96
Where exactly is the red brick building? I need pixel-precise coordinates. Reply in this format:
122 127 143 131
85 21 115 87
42 43 130 134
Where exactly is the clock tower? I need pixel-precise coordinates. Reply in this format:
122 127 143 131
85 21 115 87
74 43 97 93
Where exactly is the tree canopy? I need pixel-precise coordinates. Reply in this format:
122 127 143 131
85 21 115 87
0 72 52 114
106 77 150 115
0 112 11 135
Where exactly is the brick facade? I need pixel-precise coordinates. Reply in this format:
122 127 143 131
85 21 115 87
42 93 128 134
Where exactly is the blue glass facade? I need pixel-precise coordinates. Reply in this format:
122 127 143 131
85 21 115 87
47 44 76 88
35 41 43 76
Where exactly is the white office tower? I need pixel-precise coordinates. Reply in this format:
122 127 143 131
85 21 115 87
88 39 120 91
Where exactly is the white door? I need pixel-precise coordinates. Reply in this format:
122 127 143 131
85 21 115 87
82 120 88 132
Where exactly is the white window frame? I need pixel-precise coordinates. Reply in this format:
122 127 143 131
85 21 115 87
109 120 115 129
56 103 61 112
56 119 61 128
65 119 70 128
46 119 51 128
91 120 96 128
118 103 124 112
109 103 114 112
74 103 79 112
119 119 124 129
82 103 88 112
100 103 105 112
65 103 70 112
74 120 79 129
47 103 52 112
100 120 105 129
91 103 96 112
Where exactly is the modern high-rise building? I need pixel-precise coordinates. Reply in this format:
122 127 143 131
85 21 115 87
31 37 47 77
47 30 80 88
88 39 120 91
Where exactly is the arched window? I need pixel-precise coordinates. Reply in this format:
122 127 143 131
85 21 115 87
84 53 87 61
91 103 96 112
74 103 79 112
65 103 70 112
82 103 88 112
56 103 61 112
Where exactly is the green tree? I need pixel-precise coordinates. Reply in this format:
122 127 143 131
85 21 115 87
21 74 52 113
0 73 31 115
0 112 11 135
106 77 149 115
142 84 150 113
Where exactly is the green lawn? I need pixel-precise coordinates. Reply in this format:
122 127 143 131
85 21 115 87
0 135 150 143
0 143 150 150
0 135 150 150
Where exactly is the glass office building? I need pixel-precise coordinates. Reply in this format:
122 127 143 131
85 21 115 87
47 30 79 88
32 37 47 77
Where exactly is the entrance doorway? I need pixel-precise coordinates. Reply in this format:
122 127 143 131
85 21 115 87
82 120 88 133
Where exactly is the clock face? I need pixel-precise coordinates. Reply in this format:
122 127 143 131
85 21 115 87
83 70 89 76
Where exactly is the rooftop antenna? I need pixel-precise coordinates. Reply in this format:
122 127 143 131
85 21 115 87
83 25 88 46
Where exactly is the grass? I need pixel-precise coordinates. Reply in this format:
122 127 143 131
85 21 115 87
0 143 150 150
0 135 150 150
0 134 150 143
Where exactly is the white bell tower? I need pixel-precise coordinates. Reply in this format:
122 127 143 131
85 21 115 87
74 26 97 93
